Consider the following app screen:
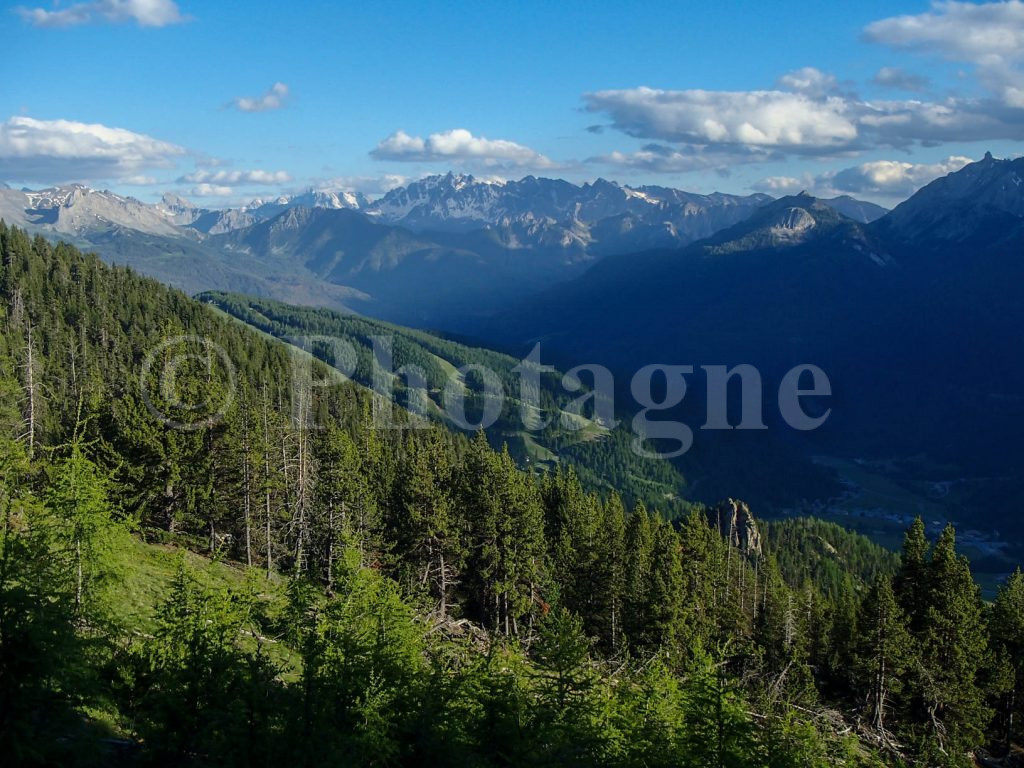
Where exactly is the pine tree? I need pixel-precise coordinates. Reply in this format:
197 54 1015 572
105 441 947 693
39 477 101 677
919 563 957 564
393 431 463 618
991 569 1024 751
0 433 81 759
624 502 655 650
852 574 912 743
648 520 686 652
530 607 602 764
313 424 377 589
492 447 548 635
461 435 547 635
544 466 603 632
597 492 627 652
896 516 929 633
680 646 755 768
45 409 125 612
913 525 991 762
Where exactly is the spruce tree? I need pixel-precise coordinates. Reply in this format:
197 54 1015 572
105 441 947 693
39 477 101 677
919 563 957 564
852 574 912 742
393 431 463 618
896 516 929 633
597 492 627 652
914 525 991 762
624 502 655 650
45 412 126 613
991 569 1024 752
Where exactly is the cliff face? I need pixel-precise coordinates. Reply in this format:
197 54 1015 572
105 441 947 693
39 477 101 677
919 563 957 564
709 499 763 558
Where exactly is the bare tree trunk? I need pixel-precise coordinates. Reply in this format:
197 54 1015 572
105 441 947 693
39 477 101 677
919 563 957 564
326 501 335 592
725 513 735 603
752 559 760 623
242 404 252 568
611 596 618 649
438 551 447 619
277 381 295 562
23 325 37 460
784 593 795 648
293 393 311 574
873 600 888 734
262 382 273 578
75 538 83 609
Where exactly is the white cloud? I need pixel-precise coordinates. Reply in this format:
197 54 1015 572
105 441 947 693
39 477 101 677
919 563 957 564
751 175 811 193
826 155 973 196
118 174 159 185
190 183 234 197
314 173 411 196
371 128 555 169
585 6 1024 171
584 87 859 151
17 0 186 27
585 86 1024 162
234 82 289 113
179 168 292 185
591 142 768 174
864 1 1024 106
0 115 186 183
751 155 973 201
595 147 713 173
873 66 931 92
778 67 839 96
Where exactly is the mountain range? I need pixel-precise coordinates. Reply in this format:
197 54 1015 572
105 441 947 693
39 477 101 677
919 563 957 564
0 173 887 324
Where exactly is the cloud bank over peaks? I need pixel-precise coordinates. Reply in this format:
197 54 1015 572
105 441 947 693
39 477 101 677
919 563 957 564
753 154 974 201
827 155 973 197
584 85 858 153
371 129 555 170
179 169 292 186
584 82 1022 175
0 115 186 184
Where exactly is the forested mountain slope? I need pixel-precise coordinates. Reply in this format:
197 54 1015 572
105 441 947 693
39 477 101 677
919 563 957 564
1 224 1022 767
198 290 690 517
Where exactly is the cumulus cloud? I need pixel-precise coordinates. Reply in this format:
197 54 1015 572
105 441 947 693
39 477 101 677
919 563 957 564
16 0 186 27
371 128 555 169
313 174 411 196
873 66 931 92
751 175 812 193
584 6 1024 171
584 85 1023 162
0 115 186 183
118 174 159 185
233 83 289 113
179 168 292 185
864 1 1024 106
190 183 234 197
778 67 839 96
826 155 972 196
592 142 770 174
584 87 860 151
751 155 972 201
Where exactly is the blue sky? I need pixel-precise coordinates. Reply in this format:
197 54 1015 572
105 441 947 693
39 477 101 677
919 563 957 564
2 0 1023 205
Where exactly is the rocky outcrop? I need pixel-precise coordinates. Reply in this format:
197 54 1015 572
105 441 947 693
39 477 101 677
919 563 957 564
708 499 762 558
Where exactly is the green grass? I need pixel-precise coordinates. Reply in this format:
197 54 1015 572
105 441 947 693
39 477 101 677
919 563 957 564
106 536 298 671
